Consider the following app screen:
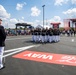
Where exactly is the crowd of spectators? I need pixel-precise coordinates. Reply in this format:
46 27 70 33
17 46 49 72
5 28 31 36
5 28 76 37
60 28 76 37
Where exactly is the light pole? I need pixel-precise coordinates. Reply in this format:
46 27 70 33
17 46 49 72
42 5 45 28
7 23 8 29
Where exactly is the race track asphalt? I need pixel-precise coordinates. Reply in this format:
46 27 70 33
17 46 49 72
0 35 76 75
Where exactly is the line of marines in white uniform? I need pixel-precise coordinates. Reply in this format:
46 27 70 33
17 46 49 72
31 28 60 43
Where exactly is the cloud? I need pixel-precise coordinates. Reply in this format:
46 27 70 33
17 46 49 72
7 18 18 28
31 6 41 16
47 16 64 27
71 0 76 4
16 2 26 10
8 18 33 28
0 5 10 20
2 18 17 28
49 16 61 22
26 21 33 25
10 18 18 23
54 0 69 6
63 8 76 18
32 16 64 28
32 20 40 27
3 18 25 28
3 16 63 28
22 17 24 19
54 0 76 5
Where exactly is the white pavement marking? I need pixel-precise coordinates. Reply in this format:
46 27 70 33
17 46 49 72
6 37 31 41
4 45 40 57
61 38 76 43
71 39 74 42
4 46 33 53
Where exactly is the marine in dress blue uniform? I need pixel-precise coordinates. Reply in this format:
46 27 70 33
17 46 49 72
0 19 6 70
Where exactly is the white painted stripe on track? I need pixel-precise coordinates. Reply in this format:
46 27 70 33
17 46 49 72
4 46 33 53
4 45 40 57
6 37 31 40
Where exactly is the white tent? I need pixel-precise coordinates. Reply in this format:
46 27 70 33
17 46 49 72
44 25 51 29
36 25 51 29
36 25 43 29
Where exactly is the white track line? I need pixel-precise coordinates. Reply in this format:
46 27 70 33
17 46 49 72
6 37 31 41
4 45 40 57
4 46 33 53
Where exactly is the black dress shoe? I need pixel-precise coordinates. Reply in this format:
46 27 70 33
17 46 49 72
0 66 5 70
